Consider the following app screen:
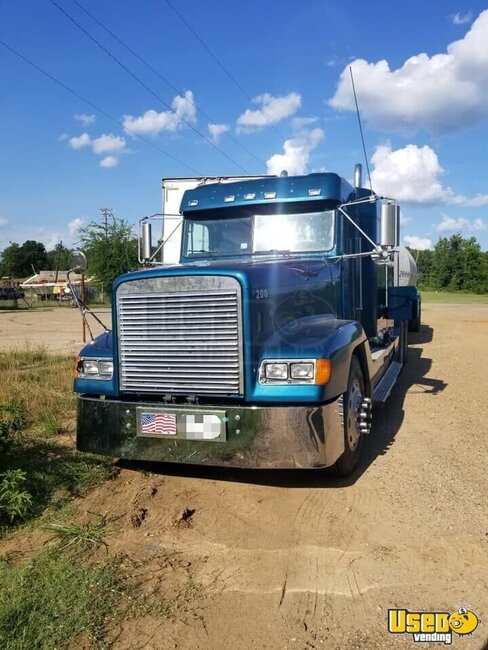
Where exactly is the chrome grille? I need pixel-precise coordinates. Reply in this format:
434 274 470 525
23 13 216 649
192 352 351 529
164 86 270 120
117 276 243 395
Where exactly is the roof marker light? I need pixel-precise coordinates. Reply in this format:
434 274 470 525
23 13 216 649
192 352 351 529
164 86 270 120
188 199 199 207
308 189 321 196
244 193 256 200
224 195 235 202
264 192 277 199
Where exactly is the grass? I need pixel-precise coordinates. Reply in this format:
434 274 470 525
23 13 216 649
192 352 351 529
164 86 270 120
0 348 116 534
0 347 177 649
44 511 111 552
0 550 141 650
0 348 75 434
41 413 65 436
420 290 488 304
0 441 117 533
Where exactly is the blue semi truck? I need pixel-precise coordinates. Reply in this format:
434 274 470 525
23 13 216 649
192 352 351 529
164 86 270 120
73 165 420 476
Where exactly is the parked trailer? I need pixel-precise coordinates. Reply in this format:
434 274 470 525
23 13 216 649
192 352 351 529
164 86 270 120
160 176 269 264
74 165 420 475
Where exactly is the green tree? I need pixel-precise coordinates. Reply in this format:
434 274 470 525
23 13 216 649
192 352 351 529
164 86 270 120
78 218 138 293
0 240 48 278
46 243 72 272
429 236 453 290
427 233 487 293
407 248 433 288
0 243 21 277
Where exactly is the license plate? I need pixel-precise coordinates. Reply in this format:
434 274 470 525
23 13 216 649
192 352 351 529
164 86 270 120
136 407 227 442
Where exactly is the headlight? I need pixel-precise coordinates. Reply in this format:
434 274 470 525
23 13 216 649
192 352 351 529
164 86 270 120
76 357 113 380
98 360 114 377
290 362 314 380
259 359 331 385
265 363 288 380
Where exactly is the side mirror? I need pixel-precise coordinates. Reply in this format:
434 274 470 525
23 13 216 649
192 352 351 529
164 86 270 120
141 221 152 261
69 250 88 273
379 203 399 248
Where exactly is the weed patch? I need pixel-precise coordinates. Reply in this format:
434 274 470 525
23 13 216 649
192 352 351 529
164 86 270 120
0 404 28 451
0 470 32 523
41 413 64 436
44 511 111 552
0 349 117 536
0 442 117 535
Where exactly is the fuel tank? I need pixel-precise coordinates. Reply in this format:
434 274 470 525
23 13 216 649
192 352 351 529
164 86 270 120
394 245 418 287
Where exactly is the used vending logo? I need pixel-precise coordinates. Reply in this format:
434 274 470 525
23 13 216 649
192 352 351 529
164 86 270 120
388 607 480 644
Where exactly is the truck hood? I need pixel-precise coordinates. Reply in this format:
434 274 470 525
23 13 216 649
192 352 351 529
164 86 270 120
114 258 342 373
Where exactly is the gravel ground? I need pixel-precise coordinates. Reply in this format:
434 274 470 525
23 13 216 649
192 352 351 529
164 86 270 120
0 306 111 353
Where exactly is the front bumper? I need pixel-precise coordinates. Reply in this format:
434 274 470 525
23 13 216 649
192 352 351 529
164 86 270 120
77 396 345 469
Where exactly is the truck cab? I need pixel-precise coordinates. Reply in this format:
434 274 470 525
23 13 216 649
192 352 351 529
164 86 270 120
74 168 419 476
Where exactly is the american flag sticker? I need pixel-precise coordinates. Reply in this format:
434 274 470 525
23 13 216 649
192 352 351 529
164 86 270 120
140 412 177 436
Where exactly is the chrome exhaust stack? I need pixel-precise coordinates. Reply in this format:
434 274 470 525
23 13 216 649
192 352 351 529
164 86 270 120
354 163 362 189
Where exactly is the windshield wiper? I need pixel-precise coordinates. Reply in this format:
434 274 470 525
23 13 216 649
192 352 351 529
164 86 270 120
253 249 291 257
188 249 218 259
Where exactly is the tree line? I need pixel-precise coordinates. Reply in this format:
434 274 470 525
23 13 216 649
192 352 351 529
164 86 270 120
1 226 487 294
408 233 488 294
0 219 137 293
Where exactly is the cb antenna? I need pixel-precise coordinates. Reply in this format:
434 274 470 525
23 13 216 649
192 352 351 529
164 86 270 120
349 66 374 195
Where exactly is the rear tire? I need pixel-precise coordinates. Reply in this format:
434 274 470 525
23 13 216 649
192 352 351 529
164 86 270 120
335 357 366 477
409 299 421 332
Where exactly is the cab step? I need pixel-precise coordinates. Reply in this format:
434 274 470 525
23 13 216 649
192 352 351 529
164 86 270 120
373 360 402 406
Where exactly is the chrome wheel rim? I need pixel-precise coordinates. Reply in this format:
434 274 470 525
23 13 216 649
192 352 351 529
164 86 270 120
346 378 363 451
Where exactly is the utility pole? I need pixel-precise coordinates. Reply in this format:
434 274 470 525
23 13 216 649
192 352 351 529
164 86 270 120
100 208 114 235
55 240 62 283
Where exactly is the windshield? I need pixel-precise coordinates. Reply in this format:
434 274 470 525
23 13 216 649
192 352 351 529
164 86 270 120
181 209 335 259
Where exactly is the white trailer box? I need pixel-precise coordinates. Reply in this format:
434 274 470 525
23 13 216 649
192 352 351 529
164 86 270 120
161 176 269 264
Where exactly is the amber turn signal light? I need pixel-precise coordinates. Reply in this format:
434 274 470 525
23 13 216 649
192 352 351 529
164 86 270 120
315 359 332 385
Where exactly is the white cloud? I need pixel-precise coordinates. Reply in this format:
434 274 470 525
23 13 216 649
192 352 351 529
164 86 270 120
236 92 301 132
68 218 85 237
370 143 454 204
266 127 324 176
44 233 62 251
75 113 96 126
452 11 473 25
329 10 488 134
370 143 488 207
69 132 91 150
91 134 126 155
404 235 433 250
68 132 127 167
459 193 488 206
123 91 197 137
0 217 9 228
291 116 319 129
99 155 118 168
434 213 486 232
208 123 230 144
400 214 412 226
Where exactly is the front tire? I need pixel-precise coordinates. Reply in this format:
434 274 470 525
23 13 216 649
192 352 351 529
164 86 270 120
335 357 367 477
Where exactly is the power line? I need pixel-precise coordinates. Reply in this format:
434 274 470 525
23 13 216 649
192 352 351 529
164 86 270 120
48 0 251 175
70 0 267 170
164 0 287 144
0 38 201 174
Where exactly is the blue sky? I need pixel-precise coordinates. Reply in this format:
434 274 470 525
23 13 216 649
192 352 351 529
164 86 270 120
1 0 488 252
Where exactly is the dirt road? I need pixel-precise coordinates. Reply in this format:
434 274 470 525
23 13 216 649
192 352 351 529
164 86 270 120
2 304 487 649
0 307 111 353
